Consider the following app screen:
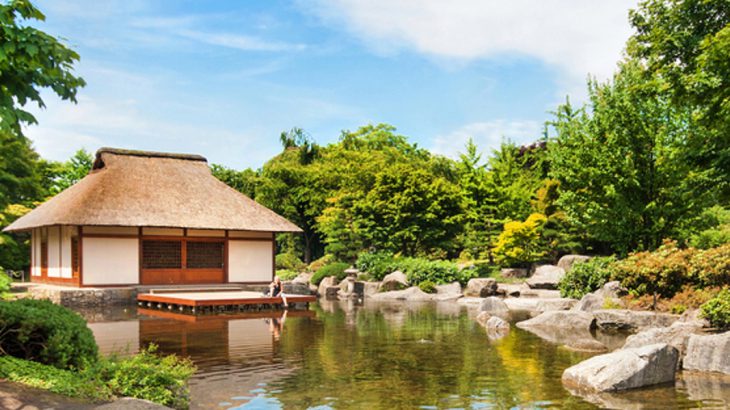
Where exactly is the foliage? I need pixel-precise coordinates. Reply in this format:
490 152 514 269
98 345 196 410
548 62 719 255
700 288 730 329
611 240 695 299
686 206 730 249
0 355 112 401
210 164 258 199
310 262 349 286
689 243 730 288
275 269 299 281
275 252 306 272
492 213 547 267
418 280 437 294
308 254 333 273
0 299 98 369
355 251 475 285
0 0 86 139
354 252 396 281
558 256 616 299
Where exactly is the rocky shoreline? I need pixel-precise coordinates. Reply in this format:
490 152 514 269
284 255 730 405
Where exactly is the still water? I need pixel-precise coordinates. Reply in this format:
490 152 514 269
81 301 730 409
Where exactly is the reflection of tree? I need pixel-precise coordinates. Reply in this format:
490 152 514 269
270 303 596 409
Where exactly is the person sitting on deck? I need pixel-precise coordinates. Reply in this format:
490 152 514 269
269 276 288 308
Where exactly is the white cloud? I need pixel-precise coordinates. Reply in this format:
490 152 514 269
431 120 542 160
307 0 638 97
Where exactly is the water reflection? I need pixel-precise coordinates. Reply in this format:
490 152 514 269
84 302 728 410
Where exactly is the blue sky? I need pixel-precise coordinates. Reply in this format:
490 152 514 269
26 0 638 169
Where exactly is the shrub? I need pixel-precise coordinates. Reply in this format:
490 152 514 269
308 254 334 273
690 243 730 288
310 262 349 286
418 280 437 294
0 299 98 370
275 269 299 281
558 256 615 299
0 355 112 401
0 272 11 297
611 240 694 299
700 288 730 329
355 252 396 281
99 345 196 410
275 253 306 272
492 213 548 267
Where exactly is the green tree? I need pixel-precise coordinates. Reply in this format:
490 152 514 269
43 149 92 196
549 63 718 254
210 164 258 199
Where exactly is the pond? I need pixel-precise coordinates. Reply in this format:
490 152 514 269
81 301 730 409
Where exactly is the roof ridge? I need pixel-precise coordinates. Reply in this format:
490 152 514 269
96 147 208 163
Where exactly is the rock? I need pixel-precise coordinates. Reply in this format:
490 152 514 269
516 311 596 331
526 265 566 290
595 281 625 299
380 271 409 292
292 272 312 284
475 311 492 327
324 286 340 299
678 309 710 328
479 296 510 317
593 310 680 332
573 282 626 312
457 297 484 306
573 293 605 312
562 343 679 392
485 315 510 331
337 277 365 299
557 254 591 272
498 283 522 297
433 282 462 301
535 298 578 312
361 281 380 298
503 297 541 312
317 276 339 297
369 286 433 302
464 278 498 297
683 331 730 374
522 325 607 352
500 268 529 278
519 288 562 299
623 321 703 364
282 281 311 295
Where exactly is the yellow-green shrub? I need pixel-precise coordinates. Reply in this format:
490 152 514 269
492 213 547 267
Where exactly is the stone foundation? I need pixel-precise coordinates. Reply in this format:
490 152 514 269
26 284 137 307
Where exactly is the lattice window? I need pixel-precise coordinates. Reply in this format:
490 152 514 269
186 241 224 269
142 240 182 269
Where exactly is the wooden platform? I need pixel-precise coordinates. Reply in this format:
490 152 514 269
137 290 316 313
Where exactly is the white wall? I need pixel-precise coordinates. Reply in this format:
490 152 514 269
59 226 75 278
47 226 61 277
31 228 40 276
82 237 139 285
228 240 273 282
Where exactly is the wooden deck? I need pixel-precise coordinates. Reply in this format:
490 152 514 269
137 290 316 313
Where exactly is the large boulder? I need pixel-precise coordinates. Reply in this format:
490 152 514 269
557 254 591 272
283 280 311 295
380 271 409 292
516 310 596 331
293 272 312 284
361 281 380 298
370 286 433 302
464 278 498 297
683 331 730 374
623 321 703 364
479 296 510 317
500 268 529 278
317 276 338 297
433 282 462 301
561 343 679 392
535 298 578 312
593 310 680 332
573 281 626 312
526 265 566 290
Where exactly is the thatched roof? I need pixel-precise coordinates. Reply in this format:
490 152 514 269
5 148 302 233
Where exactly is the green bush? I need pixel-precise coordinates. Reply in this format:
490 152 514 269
310 262 350 285
558 256 615 299
275 269 299 281
492 213 548 267
700 288 730 329
690 243 730 288
0 355 112 401
355 252 396 281
275 252 306 272
418 280 437 294
611 240 693 298
0 299 98 369
308 254 334 273
0 272 11 298
99 345 196 410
